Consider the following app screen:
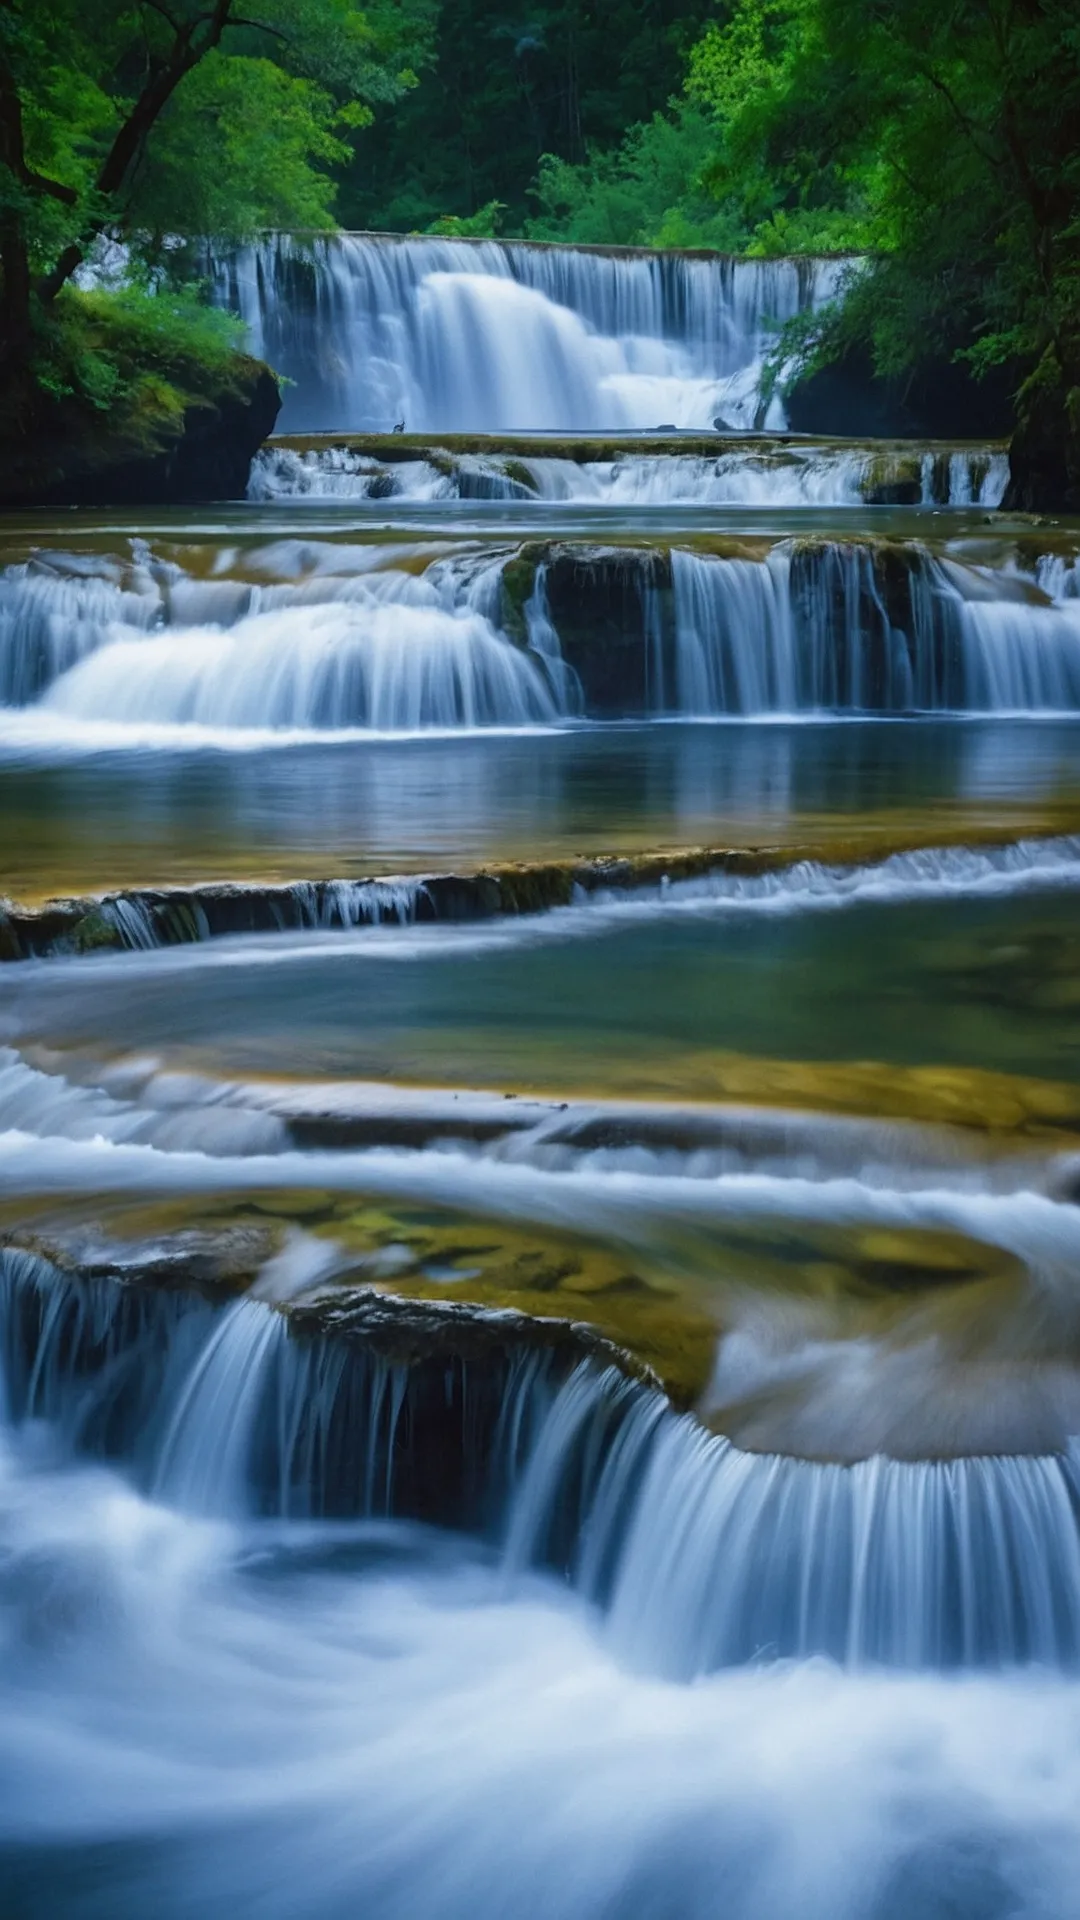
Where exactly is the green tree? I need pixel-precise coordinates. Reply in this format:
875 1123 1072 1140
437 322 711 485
516 0 870 253
743 0 1080 471
338 0 714 234
0 0 430 382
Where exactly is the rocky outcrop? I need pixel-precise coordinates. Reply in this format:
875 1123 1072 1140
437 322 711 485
1 1236 653 1527
0 355 280 509
538 544 672 713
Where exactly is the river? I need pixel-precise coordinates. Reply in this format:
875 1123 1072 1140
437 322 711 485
3 235 1080 1920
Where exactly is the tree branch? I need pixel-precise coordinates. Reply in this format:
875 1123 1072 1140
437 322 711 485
228 17 290 39
911 59 1003 169
36 0 237 301
24 166 78 205
137 0 184 29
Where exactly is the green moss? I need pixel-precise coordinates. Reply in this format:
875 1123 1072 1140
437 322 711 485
30 286 250 457
501 459 538 493
499 543 545 643
68 909 122 954
321 1199 718 1407
491 861 577 912
270 431 809 463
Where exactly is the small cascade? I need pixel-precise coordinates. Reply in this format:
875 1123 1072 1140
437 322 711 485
523 564 584 712
8 1253 1080 1678
0 1249 558 1528
153 1298 287 1515
0 1048 286 1155
668 548 797 712
506 1366 1080 1675
0 1248 207 1458
251 441 1011 508
4 536 1080 733
41 600 557 732
0 548 560 734
211 233 845 432
0 551 164 704
666 546 1080 714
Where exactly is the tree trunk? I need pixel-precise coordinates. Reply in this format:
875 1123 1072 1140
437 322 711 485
0 25 32 379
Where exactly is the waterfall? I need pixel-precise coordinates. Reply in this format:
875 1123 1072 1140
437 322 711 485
251 442 1011 508
41 599 558 732
211 233 845 432
506 1366 1080 1676
668 548 798 712
8 1250 1080 1674
666 547 1080 715
4 538 1080 735
10 549 561 734
523 564 584 713
6 1250 1080 1918
0 553 163 705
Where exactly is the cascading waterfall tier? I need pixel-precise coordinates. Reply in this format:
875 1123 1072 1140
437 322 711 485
541 540 1080 716
665 546 1080 714
6 1248 1080 1675
2 537 1079 734
251 439 1010 509
210 233 847 433
0 543 559 733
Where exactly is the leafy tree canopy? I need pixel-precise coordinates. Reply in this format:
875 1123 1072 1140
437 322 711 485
0 0 432 379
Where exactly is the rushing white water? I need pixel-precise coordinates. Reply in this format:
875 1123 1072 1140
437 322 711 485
7 1245 1080 1671
3 1426 1080 1920
3 536 1080 735
4 1248 1080 1920
212 233 846 432
0 546 559 734
41 599 557 731
666 548 1080 714
251 442 1011 508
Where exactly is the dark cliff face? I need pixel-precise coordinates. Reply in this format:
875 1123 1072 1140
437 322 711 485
0 356 281 510
1002 355 1080 515
785 342 1018 442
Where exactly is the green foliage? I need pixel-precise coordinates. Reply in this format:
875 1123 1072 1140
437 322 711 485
1 0 434 419
338 0 715 234
2 0 433 294
516 0 873 254
32 283 250 450
5 0 1079 467
759 0 1080 398
527 104 733 248
120 56 351 239
514 0 1079 428
427 200 507 238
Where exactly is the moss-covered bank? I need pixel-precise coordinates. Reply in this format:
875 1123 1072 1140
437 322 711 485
1 291 281 509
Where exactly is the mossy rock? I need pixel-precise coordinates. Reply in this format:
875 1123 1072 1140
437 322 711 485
318 1199 718 1408
499 544 545 643
69 909 123 954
